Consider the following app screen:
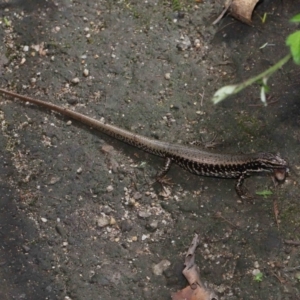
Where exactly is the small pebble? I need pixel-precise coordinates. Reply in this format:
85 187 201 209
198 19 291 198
138 210 151 218
101 145 114 154
176 35 191 51
31 44 40 52
141 234 149 241
164 73 171 80
55 224 66 237
83 69 89 77
128 198 136 206
152 259 171 276
23 45 29 52
102 205 113 214
41 217 47 223
109 217 116 225
48 176 61 185
194 38 201 48
96 215 110 228
294 272 300 280
150 192 157 199
106 185 114 192
76 167 83 174
252 268 261 276
67 97 78 105
71 77 80 84
22 245 30 252
146 220 158 232
133 192 142 200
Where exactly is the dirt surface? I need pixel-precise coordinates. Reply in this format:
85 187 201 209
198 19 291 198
1 0 300 299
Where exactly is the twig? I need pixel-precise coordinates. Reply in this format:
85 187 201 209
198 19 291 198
212 0 232 25
283 265 300 272
199 87 205 107
216 21 235 33
284 240 300 246
214 211 240 229
271 271 286 284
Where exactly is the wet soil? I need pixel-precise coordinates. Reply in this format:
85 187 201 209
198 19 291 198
1 0 300 299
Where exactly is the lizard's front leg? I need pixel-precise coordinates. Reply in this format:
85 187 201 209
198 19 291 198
155 157 173 185
235 172 253 201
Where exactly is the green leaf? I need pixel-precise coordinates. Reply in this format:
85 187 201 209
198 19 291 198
290 14 300 23
3 17 11 27
253 272 263 282
255 190 273 198
286 31 300 64
260 86 267 106
212 85 238 104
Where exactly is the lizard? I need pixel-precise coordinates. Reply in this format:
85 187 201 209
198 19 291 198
0 88 289 199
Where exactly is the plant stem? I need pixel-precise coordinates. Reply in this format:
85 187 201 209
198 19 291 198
233 53 292 94
212 53 292 104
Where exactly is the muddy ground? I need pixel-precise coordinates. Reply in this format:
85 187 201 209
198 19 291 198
1 0 300 299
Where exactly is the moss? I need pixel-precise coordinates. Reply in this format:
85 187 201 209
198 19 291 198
280 204 300 225
236 113 262 136
172 0 182 12
123 0 140 18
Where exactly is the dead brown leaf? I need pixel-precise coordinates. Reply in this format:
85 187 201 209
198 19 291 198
172 284 215 300
225 0 259 24
171 234 218 300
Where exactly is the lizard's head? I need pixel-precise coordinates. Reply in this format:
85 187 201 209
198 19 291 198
258 152 289 181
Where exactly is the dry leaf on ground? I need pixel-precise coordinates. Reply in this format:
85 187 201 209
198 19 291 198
171 234 218 300
225 0 259 24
